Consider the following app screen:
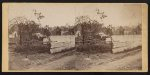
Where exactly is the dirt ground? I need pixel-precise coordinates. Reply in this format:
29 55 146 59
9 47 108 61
9 35 142 71
9 46 142 71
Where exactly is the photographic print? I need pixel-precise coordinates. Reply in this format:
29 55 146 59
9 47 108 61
2 3 148 72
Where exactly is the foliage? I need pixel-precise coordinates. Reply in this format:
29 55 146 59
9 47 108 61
133 24 142 34
18 20 40 36
112 23 142 35
75 16 103 36
102 25 113 36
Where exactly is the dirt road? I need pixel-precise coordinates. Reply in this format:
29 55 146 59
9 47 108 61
28 48 142 70
89 49 142 70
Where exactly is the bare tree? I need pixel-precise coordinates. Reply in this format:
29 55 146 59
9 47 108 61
33 9 45 24
96 8 107 22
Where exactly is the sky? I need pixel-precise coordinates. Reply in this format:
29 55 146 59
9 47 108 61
8 3 142 27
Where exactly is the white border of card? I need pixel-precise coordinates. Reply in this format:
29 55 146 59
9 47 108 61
2 3 148 72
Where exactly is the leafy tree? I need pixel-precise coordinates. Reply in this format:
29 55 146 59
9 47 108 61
52 26 61 35
106 25 113 36
134 23 142 34
75 16 103 35
118 26 125 35
17 20 40 44
40 25 51 36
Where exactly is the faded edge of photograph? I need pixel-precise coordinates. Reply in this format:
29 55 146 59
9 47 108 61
2 3 148 72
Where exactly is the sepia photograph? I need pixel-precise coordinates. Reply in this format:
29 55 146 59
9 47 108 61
2 3 148 72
